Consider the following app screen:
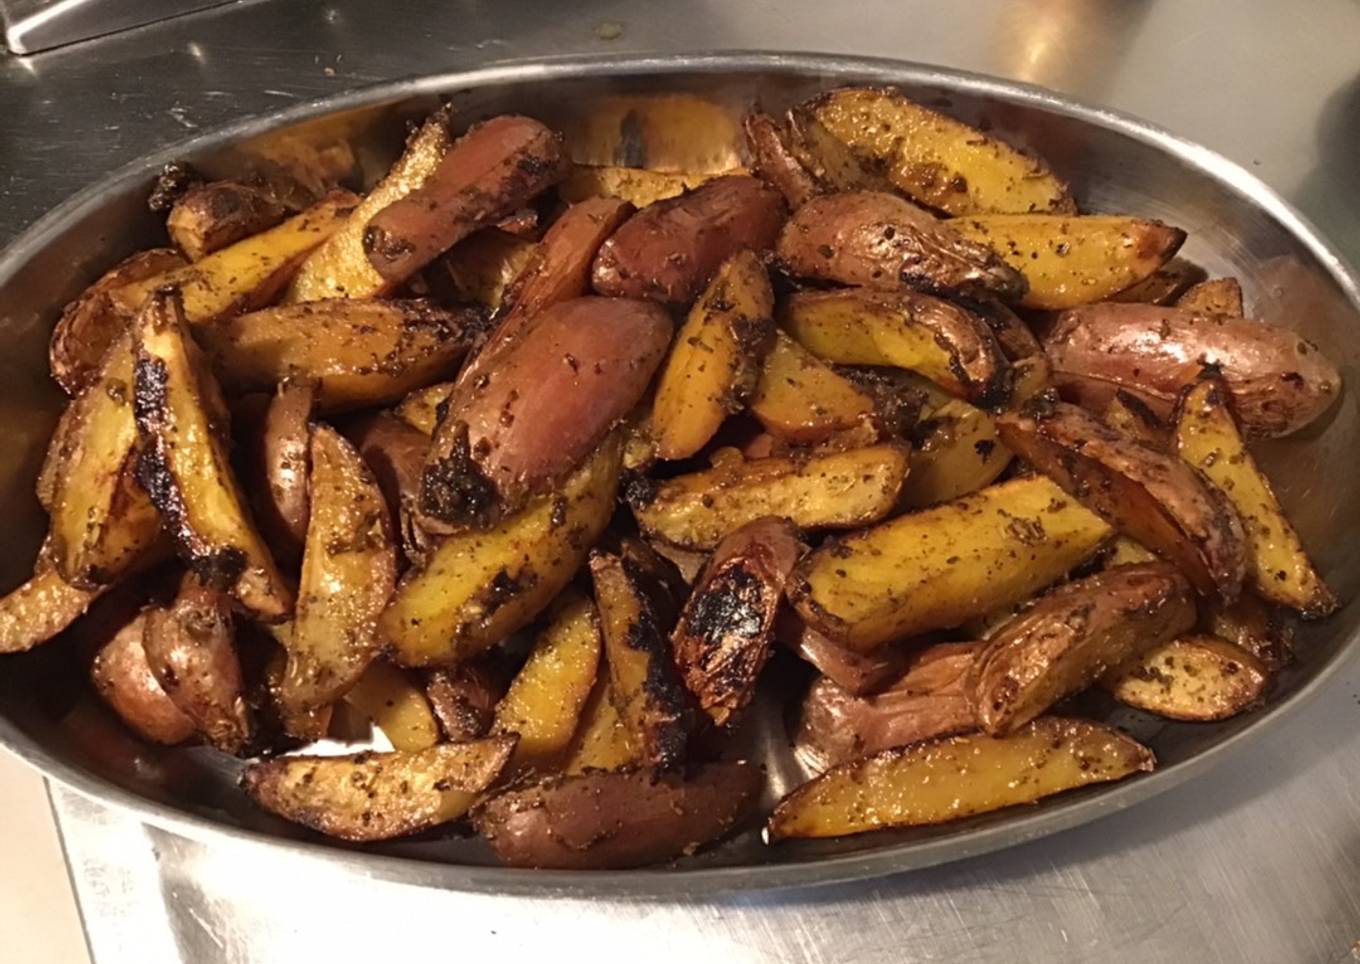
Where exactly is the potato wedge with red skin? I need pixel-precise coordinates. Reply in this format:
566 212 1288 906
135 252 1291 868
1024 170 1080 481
167 180 289 261
997 401 1247 602
1208 594 1294 672
142 575 251 755
242 736 516 842
249 378 315 564
1103 389 1171 452
793 641 981 772
743 112 819 209
91 609 196 745
1102 634 1268 722
1041 303 1342 438
971 563 1196 735
776 191 1026 303
347 414 434 565
652 250 775 460
425 658 506 742
782 287 1010 407
198 299 478 413
473 762 762 869
1110 257 1205 305
775 612 905 696
419 297 669 531
133 289 293 621
591 175 785 305
1177 277 1244 316
750 331 879 444
768 717 1153 841
460 197 635 393
427 229 536 311
672 518 802 727
280 425 396 715
362 115 568 283
50 248 188 396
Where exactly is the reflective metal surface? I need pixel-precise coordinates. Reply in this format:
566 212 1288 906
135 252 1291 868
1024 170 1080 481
2 0 1360 958
0 0 230 54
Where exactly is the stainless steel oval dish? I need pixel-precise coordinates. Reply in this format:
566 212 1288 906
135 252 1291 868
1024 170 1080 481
0 53 1356 896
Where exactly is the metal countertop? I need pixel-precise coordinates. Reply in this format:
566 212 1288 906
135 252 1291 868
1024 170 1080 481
4 1 1360 961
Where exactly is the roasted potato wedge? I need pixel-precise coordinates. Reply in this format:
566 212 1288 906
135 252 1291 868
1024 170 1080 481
363 115 567 283
1177 276 1244 315
286 111 455 301
199 299 477 413
167 179 289 261
392 381 453 437
493 591 601 775
420 298 668 530
559 165 731 207
782 288 1009 406
48 334 161 588
242 736 516 841
1111 257 1205 305
50 248 188 396
132 289 293 620
474 762 761 869
425 659 505 743
1103 389 1171 451
428 229 536 311
672 518 802 727
793 641 980 772
776 613 905 696
630 444 909 551
950 215 1185 310
1102 635 1268 721
249 377 315 562
591 175 785 304
787 86 1074 216
776 191 1026 302
789 475 1112 651
0 564 106 654
263 635 331 742
562 678 638 775
1175 377 1336 616
1102 536 1159 567
750 331 878 444
343 660 440 751
280 425 396 714
142 576 250 754
347 413 433 564
1041 303 1343 438
997 401 1247 601
768 717 1152 840
381 433 621 666
743 112 819 209
971 563 1196 735
115 190 357 322
90 609 197 745
899 398 1010 508
652 250 775 459
1207 594 1294 671
590 550 692 770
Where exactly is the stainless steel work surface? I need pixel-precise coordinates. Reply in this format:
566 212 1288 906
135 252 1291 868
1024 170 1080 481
6 0 1360 960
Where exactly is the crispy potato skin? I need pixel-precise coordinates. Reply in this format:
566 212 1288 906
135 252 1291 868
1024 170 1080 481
768 717 1152 840
787 87 1074 216
793 641 980 772
1102 634 1267 721
91 610 197 745
590 551 692 770
672 518 802 727
776 612 905 696
363 115 568 283
1103 389 1172 452
473 762 762 869
381 433 621 667
0 564 105 654
782 287 1010 406
242 736 516 842
971 563 1196 735
167 180 289 261
652 250 775 460
750 331 878 443
282 425 396 714
50 248 188 396
591 175 786 305
790 475 1112 651
630 444 909 551
1177 277 1245 316
143 576 250 754
427 229 536 311
1207 594 1294 672
1041 303 1342 438
1175 377 1336 616
425 659 506 743
347 414 433 565
776 192 1026 303
250 378 315 562
951 216 1185 310
997 401 1247 602
132 290 293 620
421 297 668 529
199 299 478 413
743 112 820 209
1111 257 1205 305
